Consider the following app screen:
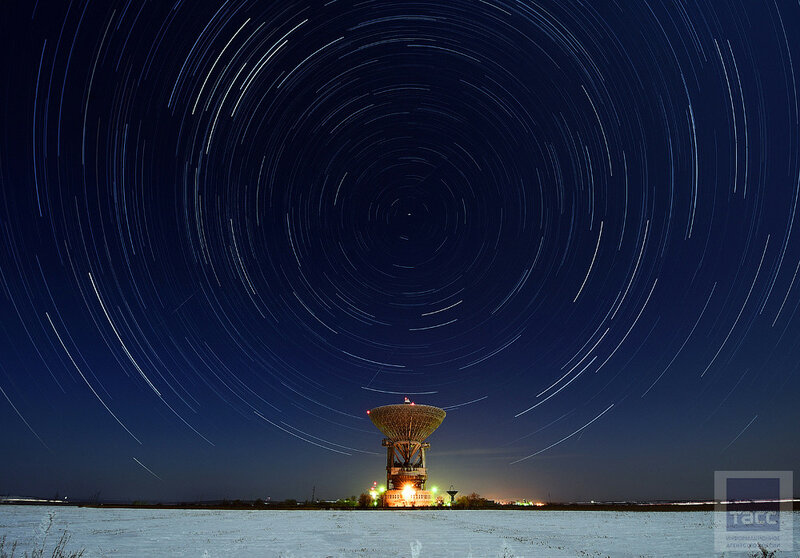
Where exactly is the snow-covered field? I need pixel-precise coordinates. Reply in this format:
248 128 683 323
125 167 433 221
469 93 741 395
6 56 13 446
1 505 797 557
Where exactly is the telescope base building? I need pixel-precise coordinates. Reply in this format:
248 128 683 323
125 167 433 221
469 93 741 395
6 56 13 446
384 489 435 507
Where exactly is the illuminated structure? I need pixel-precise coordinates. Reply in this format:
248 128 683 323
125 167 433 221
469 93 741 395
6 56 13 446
367 399 446 507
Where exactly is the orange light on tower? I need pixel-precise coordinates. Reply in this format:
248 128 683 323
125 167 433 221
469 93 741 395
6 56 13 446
401 483 416 504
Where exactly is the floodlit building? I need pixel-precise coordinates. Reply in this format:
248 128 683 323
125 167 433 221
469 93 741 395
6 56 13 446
367 400 446 507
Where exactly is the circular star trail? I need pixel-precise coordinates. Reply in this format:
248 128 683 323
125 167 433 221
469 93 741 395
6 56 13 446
1 0 799 495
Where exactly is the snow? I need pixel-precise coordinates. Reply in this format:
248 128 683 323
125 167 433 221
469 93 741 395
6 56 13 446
0 505 797 557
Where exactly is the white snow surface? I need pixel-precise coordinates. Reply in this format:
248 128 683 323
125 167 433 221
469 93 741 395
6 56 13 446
1 505 798 557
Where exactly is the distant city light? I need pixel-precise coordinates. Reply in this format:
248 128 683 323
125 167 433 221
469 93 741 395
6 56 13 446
513 500 546 507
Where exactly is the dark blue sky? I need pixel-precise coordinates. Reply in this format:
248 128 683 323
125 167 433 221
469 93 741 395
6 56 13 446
1 0 798 503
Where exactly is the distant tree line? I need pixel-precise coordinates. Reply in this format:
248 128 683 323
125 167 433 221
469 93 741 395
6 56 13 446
452 493 500 509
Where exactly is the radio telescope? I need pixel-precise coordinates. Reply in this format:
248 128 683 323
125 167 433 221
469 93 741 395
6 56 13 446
367 399 446 507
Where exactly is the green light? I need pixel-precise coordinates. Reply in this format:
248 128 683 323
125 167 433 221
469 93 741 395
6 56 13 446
378 486 386 493
431 486 438 493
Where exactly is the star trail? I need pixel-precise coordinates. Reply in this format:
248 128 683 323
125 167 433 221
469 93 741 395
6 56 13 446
1 0 798 501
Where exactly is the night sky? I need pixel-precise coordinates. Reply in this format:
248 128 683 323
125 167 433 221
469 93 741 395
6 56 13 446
1 0 799 504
